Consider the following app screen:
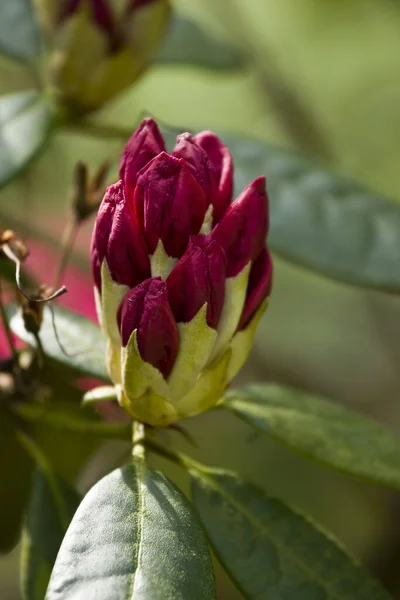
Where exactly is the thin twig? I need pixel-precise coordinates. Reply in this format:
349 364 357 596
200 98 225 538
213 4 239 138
2 244 67 302
52 216 80 291
0 279 18 362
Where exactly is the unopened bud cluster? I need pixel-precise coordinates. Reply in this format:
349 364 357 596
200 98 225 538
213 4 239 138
40 0 170 113
91 118 272 426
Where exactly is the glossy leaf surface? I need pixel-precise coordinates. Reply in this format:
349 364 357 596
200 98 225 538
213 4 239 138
192 469 391 599
224 384 400 491
46 463 216 599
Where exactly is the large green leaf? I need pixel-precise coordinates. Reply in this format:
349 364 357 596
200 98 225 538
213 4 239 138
230 134 400 291
21 469 81 600
163 128 400 291
46 463 216 600
0 0 41 63
156 15 244 71
224 384 400 491
192 469 391 600
0 411 34 553
7 303 108 381
0 91 53 190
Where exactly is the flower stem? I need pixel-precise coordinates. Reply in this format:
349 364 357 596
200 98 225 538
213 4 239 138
132 420 146 460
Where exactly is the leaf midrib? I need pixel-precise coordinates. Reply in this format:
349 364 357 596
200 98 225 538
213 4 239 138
127 462 145 600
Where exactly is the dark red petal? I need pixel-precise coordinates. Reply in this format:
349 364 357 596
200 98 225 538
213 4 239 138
117 278 179 377
166 235 226 329
172 132 218 206
134 152 207 257
237 248 272 330
90 182 118 290
212 176 268 277
120 118 165 203
90 244 102 291
92 180 150 289
193 131 233 223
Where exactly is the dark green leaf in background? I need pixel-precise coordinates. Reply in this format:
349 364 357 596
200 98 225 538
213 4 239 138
224 384 400 491
0 412 33 553
156 15 244 71
46 463 216 600
0 0 41 63
163 128 400 292
20 469 81 600
0 91 53 191
228 134 400 292
192 469 391 600
7 303 108 381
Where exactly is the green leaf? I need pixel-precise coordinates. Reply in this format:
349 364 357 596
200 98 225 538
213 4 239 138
46 463 216 600
0 91 53 191
7 302 108 381
231 134 400 291
156 15 244 71
163 128 400 292
21 469 80 600
224 384 400 491
0 0 41 63
0 411 34 553
192 469 391 600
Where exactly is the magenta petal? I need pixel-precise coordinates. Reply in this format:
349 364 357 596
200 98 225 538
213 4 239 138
172 132 218 206
238 248 272 330
212 176 268 277
166 235 226 329
117 278 179 377
134 152 207 257
120 118 165 204
91 180 150 289
193 131 233 223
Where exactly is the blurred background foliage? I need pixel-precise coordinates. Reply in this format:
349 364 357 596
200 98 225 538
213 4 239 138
1 0 400 598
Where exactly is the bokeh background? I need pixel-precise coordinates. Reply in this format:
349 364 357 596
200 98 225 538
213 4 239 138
1 0 400 598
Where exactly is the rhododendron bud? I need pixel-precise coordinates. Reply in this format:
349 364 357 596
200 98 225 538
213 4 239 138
91 180 150 290
91 118 272 426
174 131 234 224
120 117 166 201
133 152 207 258
117 278 179 377
166 235 226 329
42 0 171 114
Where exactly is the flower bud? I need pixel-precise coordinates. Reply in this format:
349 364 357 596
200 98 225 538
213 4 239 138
120 117 166 202
91 119 272 426
173 131 233 224
117 278 179 377
91 180 150 290
238 248 272 331
133 152 207 257
166 235 226 329
44 0 171 114
212 176 268 277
